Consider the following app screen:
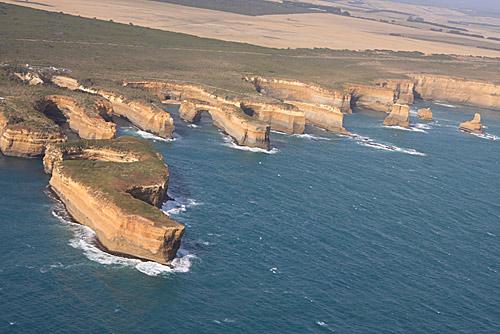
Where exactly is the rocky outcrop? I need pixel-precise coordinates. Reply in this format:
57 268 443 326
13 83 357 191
411 75 500 110
12 71 44 86
375 79 415 105
243 76 352 113
126 81 273 147
286 101 348 134
348 84 396 113
459 113 483 134
417 108 433 121
36 95 116 139
43 136 185 264
180 99 270 149
0 100 65 157
383 104 410 128
240 101 305 134
48 76 174 139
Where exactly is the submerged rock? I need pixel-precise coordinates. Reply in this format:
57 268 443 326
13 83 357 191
383 104 410 128
44 136 185 264
417 108 433 121
459 113 483 134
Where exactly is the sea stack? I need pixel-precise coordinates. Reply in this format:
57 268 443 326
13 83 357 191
417 108 433 121
383 103 410 128
459 113 483 134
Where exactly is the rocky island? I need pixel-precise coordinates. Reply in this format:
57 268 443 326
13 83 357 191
459 113 483 134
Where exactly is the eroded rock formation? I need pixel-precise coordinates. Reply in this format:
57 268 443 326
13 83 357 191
411 75 500 110
180 99 270 149
375 79 415 105
43 136 185 264
459 113 483 134
417 108 433 121
36 95 116 139
240 101 305 134
243 76 352 113
0 99 65 157
348 84 396 113
287 101 349 134
383 104 410 128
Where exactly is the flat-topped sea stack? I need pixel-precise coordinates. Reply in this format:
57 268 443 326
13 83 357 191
410 75 500 110
384 104 410 128
36 95 116 139
243 76 352 113
43 136 185 264
417 108 433 121
459 113 483 134
0 97 65 157
180 99 270 149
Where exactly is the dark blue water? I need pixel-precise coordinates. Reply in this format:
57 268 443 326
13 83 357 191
1 102 499 333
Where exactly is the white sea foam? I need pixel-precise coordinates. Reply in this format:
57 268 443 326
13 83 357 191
383 125 427 133
135 130 175 142
187 124 199 128
49 191 195 276
349 133 426 156
468 132 500 141
221 134 278 154
435 102 457 108
162 196 201 216
291 133 332 141
315 321 335 332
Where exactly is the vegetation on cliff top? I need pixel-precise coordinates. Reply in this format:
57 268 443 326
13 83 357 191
55 136 175 225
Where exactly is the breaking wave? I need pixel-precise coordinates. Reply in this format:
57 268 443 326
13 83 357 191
162 195 201 216
47 189 195 277
221 134 279 154
291 133 332 141
383 125 428 133
348 134 426 156
121 126 175 142
435 102 457 108
468 132 500 141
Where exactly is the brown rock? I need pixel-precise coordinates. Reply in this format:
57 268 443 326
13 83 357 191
384 104 410 128
417 108 433 121
287 101 349 134
459 113 483 134
348 84 396 112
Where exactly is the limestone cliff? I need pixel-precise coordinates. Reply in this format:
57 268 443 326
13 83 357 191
411 75 500 110
50 76 175 139
36 95 116 139
43 136 185 264
243 76 352 113
375 79 415 105
286 101 348 134
348 84 396 113
180 99 270 149
383 104 410 128
240 101 305 134
0 99 65 157
126 81 273 147
459 113 483 134
417 108 433 121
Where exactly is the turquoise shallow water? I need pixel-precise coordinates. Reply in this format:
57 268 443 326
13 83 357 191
1 102 499 333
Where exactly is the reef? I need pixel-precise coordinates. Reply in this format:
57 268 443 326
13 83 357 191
0 97 65 157
417 108 433 121
43 136 184 264
459 113 483 134
383 103 410 128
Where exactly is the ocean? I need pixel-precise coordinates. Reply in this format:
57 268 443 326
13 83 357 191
1 102 499 333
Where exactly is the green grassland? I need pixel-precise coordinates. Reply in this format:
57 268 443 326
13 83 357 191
1 3 498 97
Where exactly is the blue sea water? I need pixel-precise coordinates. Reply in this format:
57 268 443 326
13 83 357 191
1 102 499 333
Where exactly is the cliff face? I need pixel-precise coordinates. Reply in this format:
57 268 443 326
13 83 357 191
180 99 270 149
0 100 65 157
383 104 410 128
375 79 415 105
459 113 483 134
37 95 116 139
126 81 273 148
243 76 352 113
287 101 348 134
417 108 433 121
348 84 396 113
50 76 174 139
240 101 305 134
43 137 185 264
411 75 500 110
